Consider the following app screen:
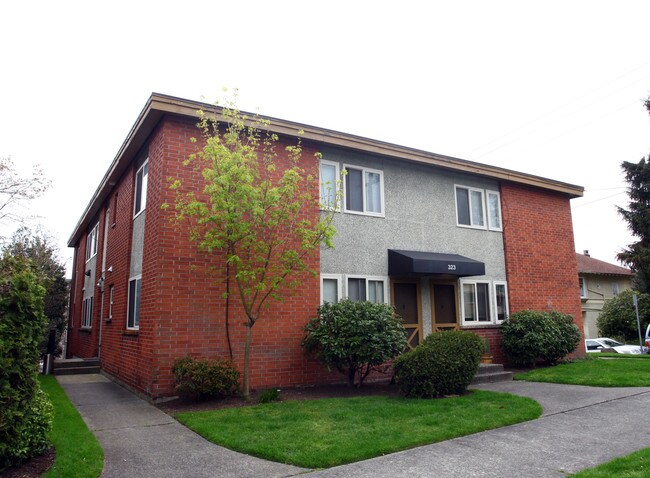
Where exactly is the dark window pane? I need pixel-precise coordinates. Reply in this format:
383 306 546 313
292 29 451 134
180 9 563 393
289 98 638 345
347 278 366 301
456 188 470 225
346 168 363 211
477 283 490 321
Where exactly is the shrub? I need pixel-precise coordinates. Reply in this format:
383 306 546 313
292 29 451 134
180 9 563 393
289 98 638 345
258 388 280 404
303 299 407 387
500 310 581 367
393 330 483 398
0 255 52 470
597 290 650 342
172 357 240 400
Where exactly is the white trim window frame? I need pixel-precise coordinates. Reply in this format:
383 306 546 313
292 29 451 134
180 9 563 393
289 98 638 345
320 274 343 304
579 277 588 299
108 285 114 321
342 164 385 217
486 190 503 231
133 160 148 218
319 159 340 211
127 275 142 330
454 185 486 229
81 296 94 329
86 222 99 261
345 275 389 304
493 281 509 323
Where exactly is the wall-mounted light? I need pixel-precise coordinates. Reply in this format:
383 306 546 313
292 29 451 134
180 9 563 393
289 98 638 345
107 266 113 273
85 270 91 276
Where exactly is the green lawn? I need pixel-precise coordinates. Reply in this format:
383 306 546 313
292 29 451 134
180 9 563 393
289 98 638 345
515 356 650 387
176 390 541 468
39 376 103 478
571 447 650 477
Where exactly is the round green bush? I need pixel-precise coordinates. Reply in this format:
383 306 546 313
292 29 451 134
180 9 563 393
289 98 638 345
303 299 407 387
393 330 483 398
500 310 580 367
172 357 240 400
597 290 650 342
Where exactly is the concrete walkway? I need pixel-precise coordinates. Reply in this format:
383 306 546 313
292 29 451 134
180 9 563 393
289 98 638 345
57 374 650 478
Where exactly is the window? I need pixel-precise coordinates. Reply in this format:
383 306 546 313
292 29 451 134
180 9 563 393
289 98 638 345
346 276 387 303
108 285 114 321
85 222 99 261
612 282 620 296
455 186 485 228
319 160 340 210
579 277 587 299
461 279 508 325
486 190 502 231
494 282 509 322
134 161 148 217
321 274 342 304
455 185 502 231
127 276 142 330
81 297 94 328
343 166 384 216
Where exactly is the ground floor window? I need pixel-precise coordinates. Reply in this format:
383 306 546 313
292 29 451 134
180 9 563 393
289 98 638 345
320 274 388 304
127 276 141 330
460 279 508 325
81 296 93 328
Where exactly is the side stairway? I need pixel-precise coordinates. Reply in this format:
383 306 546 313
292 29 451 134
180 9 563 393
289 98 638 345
471 363 513 384
53 357 100 375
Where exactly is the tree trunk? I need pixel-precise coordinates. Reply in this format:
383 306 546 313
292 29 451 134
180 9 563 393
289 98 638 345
243 322 252 400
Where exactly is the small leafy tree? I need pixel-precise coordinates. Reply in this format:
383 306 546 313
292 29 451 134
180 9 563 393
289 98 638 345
2 227 68 355
303 300 407 387
597 289 650 342
0 254 52 470
168 95 339 398
617 97 650 293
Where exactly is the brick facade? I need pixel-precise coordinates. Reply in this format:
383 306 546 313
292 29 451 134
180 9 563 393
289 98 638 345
500 182 586 355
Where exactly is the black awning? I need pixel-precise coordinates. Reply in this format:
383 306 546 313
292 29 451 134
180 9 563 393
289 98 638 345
388 249 486 277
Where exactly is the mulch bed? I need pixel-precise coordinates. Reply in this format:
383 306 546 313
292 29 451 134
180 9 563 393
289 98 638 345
157 380 400 414
1 447 55 478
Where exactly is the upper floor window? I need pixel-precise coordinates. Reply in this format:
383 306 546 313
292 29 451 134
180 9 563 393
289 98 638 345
320 160 340 210
612 282 620 296
579 277 587 299
134 161 148 217
455 185 502 231
460 279 508 325
343 165 384 216
85 222 99 261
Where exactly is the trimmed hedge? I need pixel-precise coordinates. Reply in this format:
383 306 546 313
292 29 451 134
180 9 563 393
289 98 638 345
303 299 407 387
393 330 483 398
500 310 581 366
0 255 52 470
172 357 240 400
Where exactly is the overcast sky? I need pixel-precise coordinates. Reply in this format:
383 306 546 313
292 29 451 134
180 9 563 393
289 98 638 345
1 1 649 276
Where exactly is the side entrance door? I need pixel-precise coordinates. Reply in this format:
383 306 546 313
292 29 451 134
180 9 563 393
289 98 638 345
391 280 421 349
431 283 459 332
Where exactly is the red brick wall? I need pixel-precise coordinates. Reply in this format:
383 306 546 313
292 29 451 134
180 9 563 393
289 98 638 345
500 182 585 355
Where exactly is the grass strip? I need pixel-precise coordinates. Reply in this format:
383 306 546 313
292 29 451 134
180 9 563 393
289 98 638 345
176 390 541 468
515 357 650 387
39 376 104 478
571 447 650 477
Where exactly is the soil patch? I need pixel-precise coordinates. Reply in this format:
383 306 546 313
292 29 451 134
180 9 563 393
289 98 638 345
1 447 55 478
157 380 400 414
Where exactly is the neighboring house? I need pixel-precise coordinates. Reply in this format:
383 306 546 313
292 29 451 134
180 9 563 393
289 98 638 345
576 251 633 339
66 93 585 401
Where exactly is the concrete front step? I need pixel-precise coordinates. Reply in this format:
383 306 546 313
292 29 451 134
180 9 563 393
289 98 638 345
471 363 514 384
53 358 100 375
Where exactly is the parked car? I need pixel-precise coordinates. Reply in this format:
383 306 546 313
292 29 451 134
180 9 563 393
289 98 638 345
585 338 647 354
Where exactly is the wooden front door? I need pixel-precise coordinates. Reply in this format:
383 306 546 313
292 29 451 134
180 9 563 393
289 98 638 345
431 283 459 332
392 281 422 349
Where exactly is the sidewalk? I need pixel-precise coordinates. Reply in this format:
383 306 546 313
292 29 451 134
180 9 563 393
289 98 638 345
57 374 650 478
